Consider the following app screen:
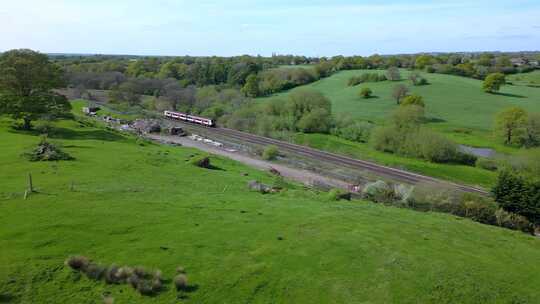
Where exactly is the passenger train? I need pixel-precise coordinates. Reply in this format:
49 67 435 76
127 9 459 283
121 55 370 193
163 111 215 127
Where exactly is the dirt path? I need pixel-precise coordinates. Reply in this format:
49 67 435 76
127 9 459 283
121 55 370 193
146 134 352 190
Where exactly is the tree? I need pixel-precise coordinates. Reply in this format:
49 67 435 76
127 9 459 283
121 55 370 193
392 84 409 104
0 49 71 129
241 74 259 97
495 107 527 145
401 94 425 108
483 73 506 93
524 113 540 147
492 170 540 226
359 88 372 99
385 67 401 81
415 55 433 70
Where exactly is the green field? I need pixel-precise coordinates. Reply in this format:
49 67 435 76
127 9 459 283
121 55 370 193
508 70 540 87
259 69 540 131
1 118 540 303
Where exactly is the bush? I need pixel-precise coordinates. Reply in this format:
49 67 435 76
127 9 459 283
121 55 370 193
458 194 498 225
327 188 350 201
85 263 106 281
262 145 279 160
475 157 499 171
174 274 188 291
24 137 73 161
359 88 372 98
362 180 395 203
495 208 534 233
136 280 154 295
190 156 211 168
401 95 425 108
65 256 89 271
105 265 122 284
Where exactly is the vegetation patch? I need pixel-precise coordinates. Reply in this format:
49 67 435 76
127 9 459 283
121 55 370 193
23 137 73 161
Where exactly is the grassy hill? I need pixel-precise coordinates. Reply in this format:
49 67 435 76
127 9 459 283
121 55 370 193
258 69 540 131
1 118 540 303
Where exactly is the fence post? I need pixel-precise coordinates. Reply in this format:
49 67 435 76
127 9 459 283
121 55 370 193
28 173 33 193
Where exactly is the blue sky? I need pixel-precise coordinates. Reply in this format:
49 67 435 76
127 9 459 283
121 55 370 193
2 0 539 56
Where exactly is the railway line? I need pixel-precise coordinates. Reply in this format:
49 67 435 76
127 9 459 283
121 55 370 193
170 120 489 196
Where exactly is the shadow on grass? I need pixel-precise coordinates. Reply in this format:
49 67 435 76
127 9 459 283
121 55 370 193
10 127 124 141
491 92 527 98
426 117 446 123
0 294 14 303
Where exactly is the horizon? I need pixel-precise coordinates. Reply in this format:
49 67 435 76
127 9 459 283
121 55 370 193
2 0 540 57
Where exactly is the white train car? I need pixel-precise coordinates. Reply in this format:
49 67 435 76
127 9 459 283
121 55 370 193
164 111 214 127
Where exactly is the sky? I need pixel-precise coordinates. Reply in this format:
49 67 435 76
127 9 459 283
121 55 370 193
1 0 539 57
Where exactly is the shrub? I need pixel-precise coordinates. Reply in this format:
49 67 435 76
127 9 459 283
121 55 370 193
190 156 211 168
475 157 499 171
136 280 154 295
401 95 425 108
133 266 148 279
332 118 373 143
406 182 461 212
262 145 279 160
151 278 163 293
65 256 89 271
174 274 188 291
359 87 372 99
458 194 498 225
105 264 122 284
24 137 73 161
362 180 395 203
327 188 350 201
127 274 140 289
85 263 106 281
116 266 133 281
495 208 533 233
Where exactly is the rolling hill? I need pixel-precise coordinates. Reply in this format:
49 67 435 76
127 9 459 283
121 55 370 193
1 118 539 303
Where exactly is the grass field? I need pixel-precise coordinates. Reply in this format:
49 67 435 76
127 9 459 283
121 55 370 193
1 117 540 303
258 69 540 131
508 70 540 87
71 100 141 121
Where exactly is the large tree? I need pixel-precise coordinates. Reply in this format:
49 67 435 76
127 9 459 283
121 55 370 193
495 107 527 145
483 72 506 93
0 49 71 129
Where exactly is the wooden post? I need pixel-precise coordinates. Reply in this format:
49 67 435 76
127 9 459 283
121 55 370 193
28 173 33 193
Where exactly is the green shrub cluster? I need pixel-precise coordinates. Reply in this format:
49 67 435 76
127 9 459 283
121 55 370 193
262 145 279 160
223 89 333 135
492 169 540 227
475 157 499 171
360 181 533 234
24 137 73 161
347 73 387 86
371 106 475 164
65 256 192 297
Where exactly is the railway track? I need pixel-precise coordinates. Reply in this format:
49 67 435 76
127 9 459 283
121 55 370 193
171 121 489 195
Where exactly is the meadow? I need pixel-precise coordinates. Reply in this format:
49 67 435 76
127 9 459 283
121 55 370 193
259 69 540 131
1 117 540 303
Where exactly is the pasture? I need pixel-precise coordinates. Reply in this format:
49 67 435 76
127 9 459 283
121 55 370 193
1 118 540 303
258 69 540 131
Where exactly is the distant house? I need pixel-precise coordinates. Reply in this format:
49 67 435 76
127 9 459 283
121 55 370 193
82 106 100 115
510 57 526 66
530 60 539 67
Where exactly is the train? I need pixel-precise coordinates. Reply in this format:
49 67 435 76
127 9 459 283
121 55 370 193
163 110 215 127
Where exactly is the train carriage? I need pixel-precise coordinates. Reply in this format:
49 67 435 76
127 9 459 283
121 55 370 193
164 111 215 127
